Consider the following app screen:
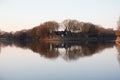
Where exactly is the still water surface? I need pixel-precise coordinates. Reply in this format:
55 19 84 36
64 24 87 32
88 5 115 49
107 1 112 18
0 41 120 80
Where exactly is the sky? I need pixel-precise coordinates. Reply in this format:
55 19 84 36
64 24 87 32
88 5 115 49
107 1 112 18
0 0 120 32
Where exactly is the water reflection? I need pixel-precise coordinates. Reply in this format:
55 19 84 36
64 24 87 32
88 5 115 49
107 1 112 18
0 39 117 61
116 44 120 66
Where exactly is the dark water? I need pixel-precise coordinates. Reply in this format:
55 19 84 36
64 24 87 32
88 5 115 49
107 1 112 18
0 41 120 80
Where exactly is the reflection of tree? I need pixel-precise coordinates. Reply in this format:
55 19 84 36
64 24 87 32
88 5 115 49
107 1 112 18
116 45 120 65
31 42 59 59
62 42 114 61
0 39 115 61
116 45 120 55
117 54 120 66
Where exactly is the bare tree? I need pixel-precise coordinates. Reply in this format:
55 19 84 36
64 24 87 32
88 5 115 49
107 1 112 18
30 21 59 39
82 23 90 33
117 16 120 30
0 29 1 35
44 21 59 32
63 19 82 32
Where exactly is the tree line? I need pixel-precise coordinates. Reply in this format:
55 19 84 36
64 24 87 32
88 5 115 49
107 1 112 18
0 19 117 41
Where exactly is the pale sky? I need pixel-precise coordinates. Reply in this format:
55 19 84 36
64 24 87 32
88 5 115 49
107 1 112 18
0 0 120 32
